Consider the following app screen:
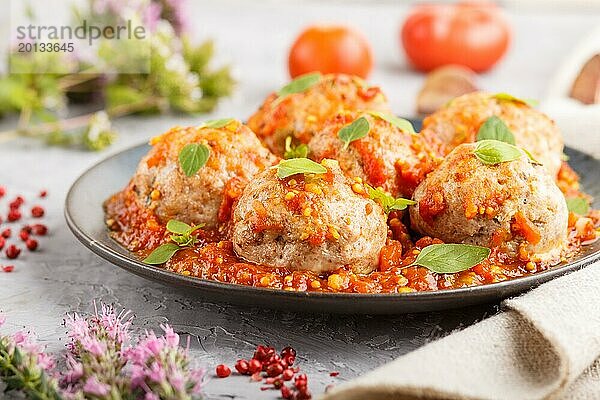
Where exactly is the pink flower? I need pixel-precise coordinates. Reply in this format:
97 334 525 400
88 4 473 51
144 392 160 400
81 337 107 356
161 324 179 347
148 361 166 383
0 313 5 327
83 376 110 396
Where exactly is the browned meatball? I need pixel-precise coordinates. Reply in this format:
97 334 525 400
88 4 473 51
232 159 388 274
308 111 442 198
409 143 568 264
421 92 564 177
131 121 277 228
247 74 391 156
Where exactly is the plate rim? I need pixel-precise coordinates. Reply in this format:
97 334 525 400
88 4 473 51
64 142 600 303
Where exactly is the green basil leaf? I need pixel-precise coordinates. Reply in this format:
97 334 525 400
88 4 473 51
522 148 543 166
188 223 205 235
561 153 570 161
201 118 235 128
410 243 491 274
367 111 416 134
476 116 516 145
338 117 370 150
179 143 210 177
284 136 309 159
566 197 589 216
474 140 523 165
276 158 327 179
493 93 538 107
143 243 181 265
166 219 192 235
276 72 322 98
367 185 416 214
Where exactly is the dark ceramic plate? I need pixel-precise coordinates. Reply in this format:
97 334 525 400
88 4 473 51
65 138 600 314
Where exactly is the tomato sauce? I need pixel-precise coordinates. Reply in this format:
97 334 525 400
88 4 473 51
105 173 598 294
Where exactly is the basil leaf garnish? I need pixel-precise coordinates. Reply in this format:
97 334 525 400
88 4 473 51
276 158 327 179
367 111 416 134
493 93 538 107
284 136 309 159
366 185 416 214
522 148 543 166
143 243 181 265
338 117 370 150
179 143 210 177
276 72 322 98
476 116 516 145
201 118 235 129
143 219 205 265
166 220 192 235
566 197 589 216
410 243 491 274
474 140 523 165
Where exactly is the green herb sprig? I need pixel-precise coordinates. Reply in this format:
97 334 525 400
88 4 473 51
179 143 210 177
199 118 235 129
566 197 590 216
410 243 491 274
275 158 327 179
366 185 416 214
473 139 524 165
143 220 204 265
284 136 308 159
273 72 322 106
338 116 370 149
367 111 416 134
493 93 538 107
476 116 516 144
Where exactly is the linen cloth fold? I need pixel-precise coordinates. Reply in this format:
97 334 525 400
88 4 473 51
322 260 600 400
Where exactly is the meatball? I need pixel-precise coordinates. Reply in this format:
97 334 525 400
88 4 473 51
409 143 568 264
308 111 442 198
247 74 391 156
131 121 277 228
420 92 564 177
232 159 388 274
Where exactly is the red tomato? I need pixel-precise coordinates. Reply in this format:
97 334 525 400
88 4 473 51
401 2 511 72
288 25 373 78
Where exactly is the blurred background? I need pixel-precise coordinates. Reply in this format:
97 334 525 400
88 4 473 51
0 0 598 152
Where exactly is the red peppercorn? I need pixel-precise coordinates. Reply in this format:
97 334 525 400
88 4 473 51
284 355 296 366
21 225 32 234
248 359 262 374
215 364 231 378
6 245 21 259
2 265 14 273
31 206 44 218
281 346 297 358
281 385 292 399
297 389 312 399
2 229 11 238
19 230 29 241
0 237 4 251
10 196 24 209
7 209 21 222
282 369 294 381
266 363 284 377
31 224 48 236
39 190 47 198
234 359 249 375
0 186 5 197
329 371 340 377
26 239 38 251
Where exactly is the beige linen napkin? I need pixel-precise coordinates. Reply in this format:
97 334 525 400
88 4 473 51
322 260 600 400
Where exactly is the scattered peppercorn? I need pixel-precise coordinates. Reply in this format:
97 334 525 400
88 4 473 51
6 245 21 259
21 225 32 234
216 364 231 378
2 265 14 273
2 229 11 238
329 371 340 377
31 206 45 218
26 239 38 251
235 359 249 375
0 186 5 198
31 224 48 236
0 237 5 250
19 230 29 241
39 190 47 198
7 209 21 222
